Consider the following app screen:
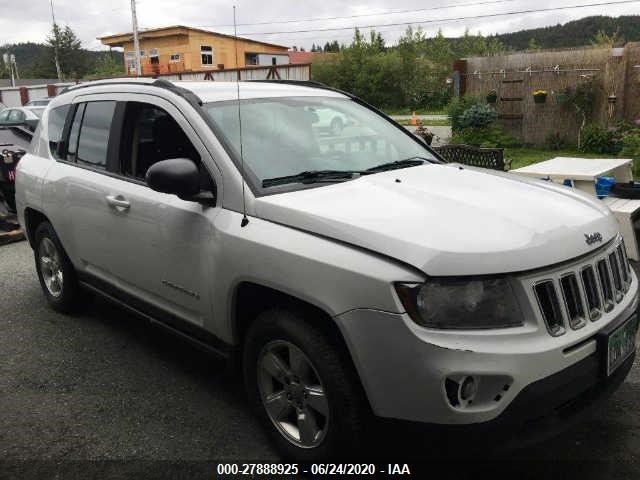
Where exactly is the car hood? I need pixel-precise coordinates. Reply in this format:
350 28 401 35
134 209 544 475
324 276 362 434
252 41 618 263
253 164 619 276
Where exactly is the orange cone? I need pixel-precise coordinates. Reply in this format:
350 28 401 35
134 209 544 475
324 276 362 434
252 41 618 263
410 111 417 126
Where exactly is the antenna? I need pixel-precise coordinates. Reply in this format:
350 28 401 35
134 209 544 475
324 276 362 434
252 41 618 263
234 5 249 228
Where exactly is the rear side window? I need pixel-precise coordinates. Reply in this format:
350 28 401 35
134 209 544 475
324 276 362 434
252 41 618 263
48 104 71 160
66 103 85 162
76 101 116 169
0 110 10 121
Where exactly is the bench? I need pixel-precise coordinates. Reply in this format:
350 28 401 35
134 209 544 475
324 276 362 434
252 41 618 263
433 144 508 171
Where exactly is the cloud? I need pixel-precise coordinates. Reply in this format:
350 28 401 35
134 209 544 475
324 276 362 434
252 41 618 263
0 0 637 51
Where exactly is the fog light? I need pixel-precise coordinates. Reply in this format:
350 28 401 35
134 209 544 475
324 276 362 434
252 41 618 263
460 376 477 402
445 375 478 407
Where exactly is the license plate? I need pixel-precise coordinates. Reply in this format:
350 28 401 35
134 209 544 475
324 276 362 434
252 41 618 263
607 315 639 376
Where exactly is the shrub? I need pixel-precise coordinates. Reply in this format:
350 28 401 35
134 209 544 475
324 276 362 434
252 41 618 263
545 131 567 150
459 104 497 129
451 124 517 148
447 95 482 132
620 130 640 178
579 124 624 154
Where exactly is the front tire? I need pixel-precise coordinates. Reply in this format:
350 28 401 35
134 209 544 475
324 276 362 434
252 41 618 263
34 221 81 313
243 308 368 461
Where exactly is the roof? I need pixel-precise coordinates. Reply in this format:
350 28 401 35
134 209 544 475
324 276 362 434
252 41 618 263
57 78 346 104
98 25 288 51
288 51 315 64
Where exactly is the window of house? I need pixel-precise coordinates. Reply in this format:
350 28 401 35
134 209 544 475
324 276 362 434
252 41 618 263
245 53 258 65
75 101 116 169
119 102 202 180
47 104 71 159
139 50 146 57
149 48 159 65
201 45 213 65
170 54 181 62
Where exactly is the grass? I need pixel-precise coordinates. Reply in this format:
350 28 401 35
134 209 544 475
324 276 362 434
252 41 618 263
382 107 448 116
505 147 618 170
394 118 451 126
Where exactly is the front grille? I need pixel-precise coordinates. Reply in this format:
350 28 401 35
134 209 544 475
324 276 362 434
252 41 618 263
531 238 632 336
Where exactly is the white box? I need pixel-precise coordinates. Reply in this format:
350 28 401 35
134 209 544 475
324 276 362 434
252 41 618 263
603 197 640 261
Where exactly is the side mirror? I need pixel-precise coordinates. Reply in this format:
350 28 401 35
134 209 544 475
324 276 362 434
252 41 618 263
146 158 200 199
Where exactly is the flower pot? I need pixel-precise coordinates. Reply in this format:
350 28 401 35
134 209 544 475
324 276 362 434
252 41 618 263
554 93 568 105
486 94 497 104
533 94 547 104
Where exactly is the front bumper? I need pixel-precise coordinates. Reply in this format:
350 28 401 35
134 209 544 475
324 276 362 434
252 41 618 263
334 290 638 426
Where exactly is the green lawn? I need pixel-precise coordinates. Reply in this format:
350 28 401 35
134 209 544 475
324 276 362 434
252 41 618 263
382 107 448 116
505 147 618 171
394 118 451 126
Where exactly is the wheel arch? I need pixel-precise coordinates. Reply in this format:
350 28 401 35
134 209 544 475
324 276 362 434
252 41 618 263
23 207 50 248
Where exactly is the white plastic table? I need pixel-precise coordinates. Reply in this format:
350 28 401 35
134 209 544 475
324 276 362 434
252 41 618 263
511 157 633 195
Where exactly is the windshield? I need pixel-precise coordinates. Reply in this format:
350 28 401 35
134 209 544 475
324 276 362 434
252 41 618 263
203 96 437 191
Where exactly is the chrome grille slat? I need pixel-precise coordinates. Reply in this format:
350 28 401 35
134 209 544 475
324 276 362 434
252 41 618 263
560 273 586 330
597 258 615 312
534 280 565 336
580 265 602 321
531 238 631 336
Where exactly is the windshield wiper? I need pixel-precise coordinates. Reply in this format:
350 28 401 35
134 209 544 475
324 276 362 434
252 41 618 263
364 157 430 174
262 170 362 188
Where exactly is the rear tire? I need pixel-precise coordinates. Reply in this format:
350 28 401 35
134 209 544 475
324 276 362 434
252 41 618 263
34 221 82 313
243 308 369 461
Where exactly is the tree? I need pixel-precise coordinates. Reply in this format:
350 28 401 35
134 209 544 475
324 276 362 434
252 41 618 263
591 28 624 47
46 24 87 79
85 51 125 79
526 38 542 51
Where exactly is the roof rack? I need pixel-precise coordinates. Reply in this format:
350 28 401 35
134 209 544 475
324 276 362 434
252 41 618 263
58 78 203 106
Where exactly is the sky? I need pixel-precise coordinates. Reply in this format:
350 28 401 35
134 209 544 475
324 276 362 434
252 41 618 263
0 0 638 51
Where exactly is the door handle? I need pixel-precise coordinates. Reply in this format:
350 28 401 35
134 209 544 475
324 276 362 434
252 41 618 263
105 194 131 211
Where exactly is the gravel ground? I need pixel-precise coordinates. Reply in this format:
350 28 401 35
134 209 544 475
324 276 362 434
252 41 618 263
1 240 639 479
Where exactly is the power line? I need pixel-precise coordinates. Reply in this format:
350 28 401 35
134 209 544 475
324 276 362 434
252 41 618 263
232 0 640 36
194 0 521 28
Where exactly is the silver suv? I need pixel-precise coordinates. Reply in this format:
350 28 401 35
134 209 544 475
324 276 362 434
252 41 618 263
15 79 638 460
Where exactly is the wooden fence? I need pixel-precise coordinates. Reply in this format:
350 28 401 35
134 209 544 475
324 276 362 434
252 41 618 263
455 43 640 146
0 63 311 108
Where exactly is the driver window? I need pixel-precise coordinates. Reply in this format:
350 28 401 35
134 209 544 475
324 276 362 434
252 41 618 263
120 102 202 180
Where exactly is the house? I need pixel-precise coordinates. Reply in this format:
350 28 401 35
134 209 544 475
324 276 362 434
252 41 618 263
98 25 290 76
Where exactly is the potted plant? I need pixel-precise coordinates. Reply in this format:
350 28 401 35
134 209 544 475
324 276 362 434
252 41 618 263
486 89 497 104
533 89 548 104
554 87 570 105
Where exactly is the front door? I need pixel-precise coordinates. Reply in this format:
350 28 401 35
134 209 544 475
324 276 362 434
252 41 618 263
56 94 219 329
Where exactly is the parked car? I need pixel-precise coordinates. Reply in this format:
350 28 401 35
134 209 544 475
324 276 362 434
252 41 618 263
0 122 31 213
307 106 350 135
25 97 53 107
15 79 639 461
0 106 44 132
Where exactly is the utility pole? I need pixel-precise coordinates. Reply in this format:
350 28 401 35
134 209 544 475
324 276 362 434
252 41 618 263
49 0 62 80
130 0 142 76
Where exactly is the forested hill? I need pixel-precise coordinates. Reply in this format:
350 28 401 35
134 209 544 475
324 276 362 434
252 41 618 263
491 15 640 50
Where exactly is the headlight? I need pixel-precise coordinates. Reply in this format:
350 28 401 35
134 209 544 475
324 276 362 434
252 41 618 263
395 278 523 329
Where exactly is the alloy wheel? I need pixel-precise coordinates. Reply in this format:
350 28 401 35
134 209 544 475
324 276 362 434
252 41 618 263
257 340 330 448
39 237 64 297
